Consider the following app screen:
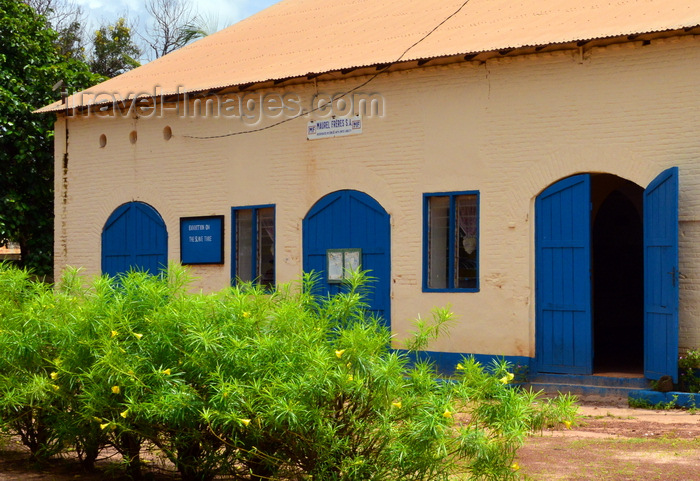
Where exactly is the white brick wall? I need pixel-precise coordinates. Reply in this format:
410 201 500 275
55 33 700 356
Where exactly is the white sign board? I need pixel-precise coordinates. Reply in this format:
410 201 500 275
307 116 362 140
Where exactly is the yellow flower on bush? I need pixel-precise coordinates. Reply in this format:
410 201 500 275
443 409 452 418
456 363 465 370
134 333 143 340
500 372 515 384
100 422 111 430
347 375 354 381
243 311 251 318
240 418 251 427
392 401 402 409
511 462 520 471
162 368 171 375
335 349 345 359
120 409 129 419
564 420 572 429
111 385 120 394
50 371 58 380
111 330 118 338
51 384 59 392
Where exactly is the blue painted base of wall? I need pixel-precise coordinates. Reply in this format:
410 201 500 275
399 350 531 377
628 390 700 408
401 351 658 399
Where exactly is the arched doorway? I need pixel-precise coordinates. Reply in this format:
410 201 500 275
535 169 679 380
102 202 168 277
302 190 391 326
592 179 644 373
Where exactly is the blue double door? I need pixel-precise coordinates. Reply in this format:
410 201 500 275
303 190 391 326
536 169 679 380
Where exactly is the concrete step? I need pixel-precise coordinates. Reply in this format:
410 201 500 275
524 373 651 400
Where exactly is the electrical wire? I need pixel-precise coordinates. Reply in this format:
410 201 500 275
184 0 472 140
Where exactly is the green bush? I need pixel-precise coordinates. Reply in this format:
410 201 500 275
0 264 65 461
0 262 577 480
679 350 700 393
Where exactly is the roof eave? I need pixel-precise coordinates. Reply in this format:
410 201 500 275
36 25 700 115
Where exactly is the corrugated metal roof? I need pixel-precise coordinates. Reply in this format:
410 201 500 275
38 0 700 113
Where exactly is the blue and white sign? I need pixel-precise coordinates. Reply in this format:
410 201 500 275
307 116 362 140
180 216 224 264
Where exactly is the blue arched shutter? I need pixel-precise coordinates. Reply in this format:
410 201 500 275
102 202 168 277
303 190 391 326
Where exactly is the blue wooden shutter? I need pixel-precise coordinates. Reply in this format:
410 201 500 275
644 167 679 381
102 204 132 276
536 174 592 374
102 202 168 277
303 190 391 326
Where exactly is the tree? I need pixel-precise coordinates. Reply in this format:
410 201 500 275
22 0 87 61
0 0 101 276
55 17 86 61
89 17 141 78
178 12 233 45
142 0 201 60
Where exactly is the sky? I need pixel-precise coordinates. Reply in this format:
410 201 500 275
75 0 282 37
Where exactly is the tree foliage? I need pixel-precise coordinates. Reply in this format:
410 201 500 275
22 0 87 61
55 17 86 61
0 0 101 276
25 0 209 64
89 17 141 78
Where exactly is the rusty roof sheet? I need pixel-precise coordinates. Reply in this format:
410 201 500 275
38 0 700 112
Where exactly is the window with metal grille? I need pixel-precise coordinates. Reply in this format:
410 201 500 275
232 205 275 289
423 192 479 291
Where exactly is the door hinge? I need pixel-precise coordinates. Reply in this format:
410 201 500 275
669 266 679 287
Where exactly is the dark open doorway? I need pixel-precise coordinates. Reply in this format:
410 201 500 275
591 175 644 374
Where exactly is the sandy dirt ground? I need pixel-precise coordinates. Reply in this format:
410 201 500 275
518 403 700 480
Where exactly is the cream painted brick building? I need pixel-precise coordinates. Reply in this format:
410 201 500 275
42 0 700 383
